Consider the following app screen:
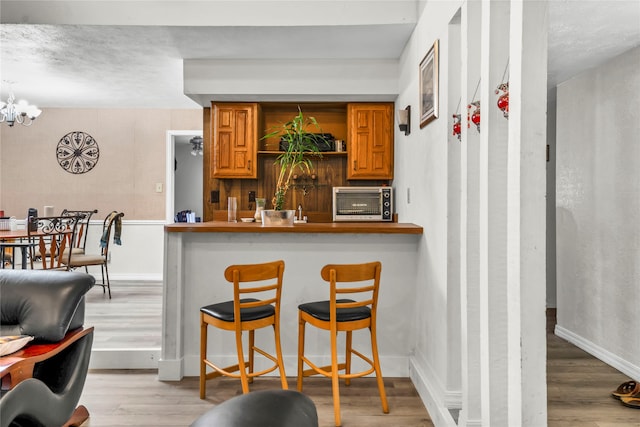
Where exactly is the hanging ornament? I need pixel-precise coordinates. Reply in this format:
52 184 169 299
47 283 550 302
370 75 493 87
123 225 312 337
495 58 509 119
467 78 481 133
495 83 509 119
452 98 461 141
452 114 461 140
468 101 481 132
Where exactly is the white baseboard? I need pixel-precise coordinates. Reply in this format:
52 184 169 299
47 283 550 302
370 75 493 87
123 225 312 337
409 355 458 427
89 348 160 370
444 389 462 409
92 273 163 282
158 358 184 381
555 325 640 381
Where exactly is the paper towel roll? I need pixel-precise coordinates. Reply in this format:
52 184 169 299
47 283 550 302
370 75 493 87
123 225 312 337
44 206 55 217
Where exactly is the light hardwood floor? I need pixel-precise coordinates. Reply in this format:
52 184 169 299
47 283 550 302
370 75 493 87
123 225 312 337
84 281 162 350
80 283 640 426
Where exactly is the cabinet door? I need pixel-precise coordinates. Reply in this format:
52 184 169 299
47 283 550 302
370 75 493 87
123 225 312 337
347 103 393 180
211 103 258 179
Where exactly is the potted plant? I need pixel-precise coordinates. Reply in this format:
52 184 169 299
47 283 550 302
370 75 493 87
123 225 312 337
261 108 325 222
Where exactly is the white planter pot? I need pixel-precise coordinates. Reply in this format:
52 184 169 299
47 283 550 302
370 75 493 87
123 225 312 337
260 210 295 226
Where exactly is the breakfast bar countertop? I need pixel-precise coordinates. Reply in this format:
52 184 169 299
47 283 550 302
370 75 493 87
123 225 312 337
164 221 423 234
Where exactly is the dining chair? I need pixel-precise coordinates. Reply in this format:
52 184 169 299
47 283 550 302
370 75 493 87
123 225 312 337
66 211 123 299
27 215 79 270
61 209 98 255
200 260 288 398
297 261 389 426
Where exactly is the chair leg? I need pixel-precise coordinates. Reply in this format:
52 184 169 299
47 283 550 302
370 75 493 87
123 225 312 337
370 324 389 414
200 316 208 399
103 263 111 299
235 329 250 394
248 330 255 384
345 330 352 386
273 322 288 390
297 313 306 392
100 264 106 294
331 327 342 426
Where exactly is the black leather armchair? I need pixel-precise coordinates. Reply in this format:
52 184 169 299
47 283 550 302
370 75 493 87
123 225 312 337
0 269 95 427
190 389 319 427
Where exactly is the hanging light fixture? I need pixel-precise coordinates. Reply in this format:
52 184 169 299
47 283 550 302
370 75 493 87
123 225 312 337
0 90 42 127
190 136 203 156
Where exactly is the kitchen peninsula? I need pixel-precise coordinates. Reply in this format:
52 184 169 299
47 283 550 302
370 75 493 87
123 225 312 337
159 221 423 381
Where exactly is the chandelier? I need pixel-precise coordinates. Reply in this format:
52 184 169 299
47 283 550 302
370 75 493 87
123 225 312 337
190 136 203 156
0 92 42 127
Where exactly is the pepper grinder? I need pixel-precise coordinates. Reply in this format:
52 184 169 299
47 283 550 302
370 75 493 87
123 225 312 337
254 198 265 223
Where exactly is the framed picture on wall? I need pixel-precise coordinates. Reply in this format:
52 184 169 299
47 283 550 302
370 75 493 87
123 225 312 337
419 39 439 128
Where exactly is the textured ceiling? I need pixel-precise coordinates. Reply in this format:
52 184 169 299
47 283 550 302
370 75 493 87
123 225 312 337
0 0 639 109
547 0 640 87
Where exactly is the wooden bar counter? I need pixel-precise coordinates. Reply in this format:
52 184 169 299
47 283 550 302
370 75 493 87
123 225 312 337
164 221 423 234
160 221 423 381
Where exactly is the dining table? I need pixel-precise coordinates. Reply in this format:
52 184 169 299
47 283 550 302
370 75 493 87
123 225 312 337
0 229 31 269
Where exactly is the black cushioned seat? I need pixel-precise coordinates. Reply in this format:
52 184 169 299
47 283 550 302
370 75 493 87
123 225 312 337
200 298 275 322
298 299 371 322
190 389 318 427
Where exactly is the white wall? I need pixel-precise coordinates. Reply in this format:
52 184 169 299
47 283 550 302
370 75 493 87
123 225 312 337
394 2 463 425
555 45 640 380
76 220 164 281
397 2 548 425
547 88 557 308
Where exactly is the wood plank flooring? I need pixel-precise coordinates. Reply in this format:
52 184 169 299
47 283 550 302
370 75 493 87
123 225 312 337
80 284 640 426
84 281 162 350
547 333 639 427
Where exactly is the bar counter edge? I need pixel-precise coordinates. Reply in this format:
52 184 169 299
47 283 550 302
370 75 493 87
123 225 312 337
164 221 424 234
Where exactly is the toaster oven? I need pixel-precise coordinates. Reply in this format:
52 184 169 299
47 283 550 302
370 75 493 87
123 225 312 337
332 186 393 222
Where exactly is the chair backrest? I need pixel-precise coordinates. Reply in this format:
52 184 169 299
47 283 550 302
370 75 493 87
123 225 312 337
99 211 124 256
320 261 382 314
61 209 98 251
223 260 285 319
27 216 79 270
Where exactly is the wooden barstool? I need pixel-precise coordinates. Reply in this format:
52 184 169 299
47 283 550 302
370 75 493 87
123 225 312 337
297 261 389 426
200 260 288 398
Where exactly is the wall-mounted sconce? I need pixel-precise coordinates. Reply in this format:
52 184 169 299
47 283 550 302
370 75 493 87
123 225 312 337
398 105 411 135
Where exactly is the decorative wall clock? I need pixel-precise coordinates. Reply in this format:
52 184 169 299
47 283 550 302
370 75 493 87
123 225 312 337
56 131 100 174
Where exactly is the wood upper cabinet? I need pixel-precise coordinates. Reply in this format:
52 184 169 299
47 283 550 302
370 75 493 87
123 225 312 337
347 103 394 180
211 103 258 179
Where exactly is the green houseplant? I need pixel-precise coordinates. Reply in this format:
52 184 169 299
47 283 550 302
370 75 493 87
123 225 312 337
262 107 324 210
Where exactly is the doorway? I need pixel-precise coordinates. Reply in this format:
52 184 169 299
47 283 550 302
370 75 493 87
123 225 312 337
165 130 203 224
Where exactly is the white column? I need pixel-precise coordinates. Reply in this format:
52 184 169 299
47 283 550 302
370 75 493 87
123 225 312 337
506 1 548 425
159 231 185 380
480 0 511 425
459 1 483 425
461 1 548 425
446 8 463 410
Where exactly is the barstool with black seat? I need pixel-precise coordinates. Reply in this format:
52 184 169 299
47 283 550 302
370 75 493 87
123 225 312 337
200 260 288 398
297 261 389 426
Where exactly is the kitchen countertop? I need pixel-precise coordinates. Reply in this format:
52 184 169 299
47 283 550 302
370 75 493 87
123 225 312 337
164 221 423 234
